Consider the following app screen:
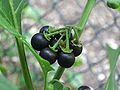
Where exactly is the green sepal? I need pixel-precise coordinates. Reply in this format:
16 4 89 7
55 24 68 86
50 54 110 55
48 26 56 33
44 32 51 41
49 45 58 52
60 46 73 53
71 40 83 47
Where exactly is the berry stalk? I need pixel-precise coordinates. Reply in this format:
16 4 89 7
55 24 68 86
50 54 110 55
50 35 64 51
73 27 79 43
66 30 70 50
52 66 65 80
46 30 66 37
49 27 66 33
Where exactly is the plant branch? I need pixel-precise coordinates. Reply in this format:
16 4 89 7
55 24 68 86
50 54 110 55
52 66 65 80
9 0 34 90
77 0 96 37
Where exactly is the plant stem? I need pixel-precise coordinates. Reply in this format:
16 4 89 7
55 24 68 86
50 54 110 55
73 28 79 43
46 30 66 37
77 0 96 37
49 27 66 33
9 1 34 90
66 30 70 50
53 66 65 80
52 35 64 49
16 40 34 90
44 74 48 90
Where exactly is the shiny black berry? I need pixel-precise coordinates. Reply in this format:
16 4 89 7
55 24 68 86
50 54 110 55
39 26 49 33
54 34 61 39
78 86 90 90
50 38 58 46
31 33 49 51
70 44 83 57
57 52 75 68
50 38 60 50
40 48 57 64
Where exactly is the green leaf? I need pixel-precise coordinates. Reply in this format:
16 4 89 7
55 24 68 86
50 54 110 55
0 15 14 30
0 64 6 73
73 56 83 67
0 0 14 26
117 7 120 11
13 0 27 13
0 75 18 90
18 74 26 89
107 0 120 9
49 79 70 90
0 0 28 29
104 45 120 90
13 0 28 27
0 0 54 88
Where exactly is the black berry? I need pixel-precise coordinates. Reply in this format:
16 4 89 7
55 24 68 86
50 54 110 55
39 26 49 33
78 86 90 90
57 52 75 68
40 48 57 64
70 43 83 57
54 34 61 39
31 33 49 51
50 38 58 46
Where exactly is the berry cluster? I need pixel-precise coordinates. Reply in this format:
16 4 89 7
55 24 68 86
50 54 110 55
31 26 83 68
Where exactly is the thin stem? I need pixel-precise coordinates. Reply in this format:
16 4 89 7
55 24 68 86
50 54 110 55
52 35 64 50
46 30 66 37
49 27 66 33
73 28 79 43
44 74 48 90
9 1 34 90
66 30 70 50
77 0 96 37
16 40 34 90
53 66 65 80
